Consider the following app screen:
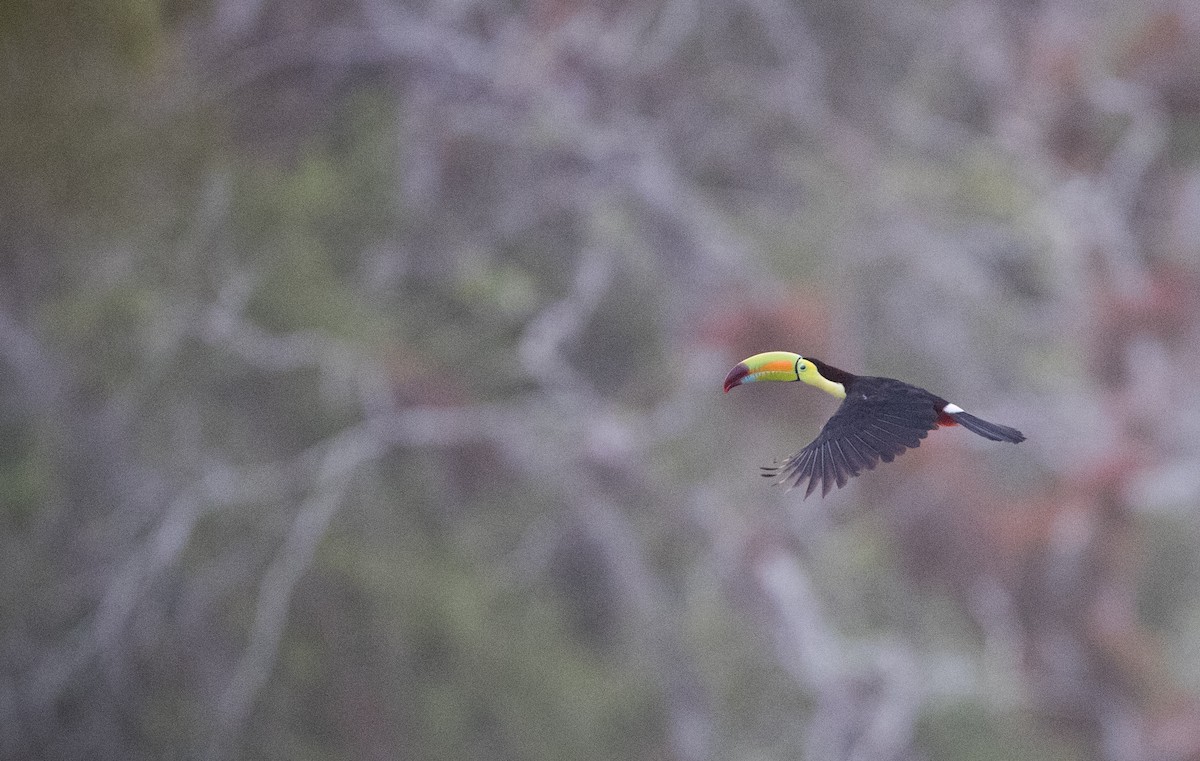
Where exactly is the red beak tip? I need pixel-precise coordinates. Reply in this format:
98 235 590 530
722 363 749 393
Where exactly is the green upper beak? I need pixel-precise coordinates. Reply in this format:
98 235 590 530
723 351 803 392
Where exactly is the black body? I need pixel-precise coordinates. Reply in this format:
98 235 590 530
763 364 1025 498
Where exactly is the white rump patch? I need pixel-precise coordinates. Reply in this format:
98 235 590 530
942 403 964 414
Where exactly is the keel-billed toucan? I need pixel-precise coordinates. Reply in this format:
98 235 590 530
723 352 1025 497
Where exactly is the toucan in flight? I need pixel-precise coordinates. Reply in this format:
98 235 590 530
723 351 1025 497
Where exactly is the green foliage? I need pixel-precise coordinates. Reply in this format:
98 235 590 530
687 578 813 757
301 514 666 761
0 415 49 526
0 0 162 64
918 704 1083 761
1138 514 1200 634
237 94 402 346
0 0 167 244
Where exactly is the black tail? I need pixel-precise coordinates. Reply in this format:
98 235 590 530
952 412 1025 443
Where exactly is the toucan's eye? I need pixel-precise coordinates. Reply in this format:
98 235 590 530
797 364 806 372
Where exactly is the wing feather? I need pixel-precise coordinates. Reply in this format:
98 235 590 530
830 439 851 490
761 379 942 498
805 446 824 497
822 444 836 496
850 434 882 470
838 436 868 475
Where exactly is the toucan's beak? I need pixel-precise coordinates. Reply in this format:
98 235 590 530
723 351 804 392
723 363 750 392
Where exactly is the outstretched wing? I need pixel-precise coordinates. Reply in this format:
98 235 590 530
762 381 941 498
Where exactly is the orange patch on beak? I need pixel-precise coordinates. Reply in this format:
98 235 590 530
756 360 796 374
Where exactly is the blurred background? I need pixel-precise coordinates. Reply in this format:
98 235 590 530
6 0 1200 759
